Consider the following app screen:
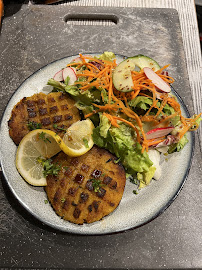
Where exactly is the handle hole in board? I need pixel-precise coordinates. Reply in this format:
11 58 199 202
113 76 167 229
64 14 119 26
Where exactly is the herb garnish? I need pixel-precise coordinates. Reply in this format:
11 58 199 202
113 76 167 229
27 121 42 131
38 132 51 143
91 178 103 192
37 157 61 177
114 158 121 164
83 138 89 148
129 177 139 185
53 124 67 132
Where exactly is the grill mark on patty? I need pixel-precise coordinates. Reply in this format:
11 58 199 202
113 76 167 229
74 174 84 184
73 207 81 219
53 115 62 123
81 164 90 173
39 107 48 116
45 146 126 224
41 117 51 126
27 107 37 118
61 104 68 111
103 176 112 185
37 98 45 105
26 100 35 107
68 187 78 197
79 192 89 203
8 92 80 145
91 169 102 179
62 199 70 211
96 188 106 198
64 114 73 120
50 106 58 113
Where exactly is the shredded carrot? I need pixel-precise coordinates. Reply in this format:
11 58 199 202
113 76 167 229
147 138 165 146
68 54 200 152
177 113 202 139
156 65 170 74
103 113 120 128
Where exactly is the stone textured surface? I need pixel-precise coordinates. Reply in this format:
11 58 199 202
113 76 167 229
0 1 202 269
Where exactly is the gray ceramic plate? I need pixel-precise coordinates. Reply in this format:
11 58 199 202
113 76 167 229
0 54 194 234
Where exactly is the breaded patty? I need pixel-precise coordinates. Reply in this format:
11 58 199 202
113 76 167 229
8 92 80 145
45 146 126 224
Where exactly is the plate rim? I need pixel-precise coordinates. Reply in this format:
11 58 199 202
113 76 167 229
0 53 195 234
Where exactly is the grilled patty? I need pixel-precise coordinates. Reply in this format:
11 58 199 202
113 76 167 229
8 92 80 145
45 146 126 224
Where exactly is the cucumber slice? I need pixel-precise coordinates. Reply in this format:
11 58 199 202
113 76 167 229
113 55 160 92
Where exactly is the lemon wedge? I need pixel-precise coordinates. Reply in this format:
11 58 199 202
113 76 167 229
15 119 94 186
62 119 94 157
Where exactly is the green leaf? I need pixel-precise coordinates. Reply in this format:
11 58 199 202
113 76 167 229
129 96 153 111
38 132 51 143
97 51 115 61
93 122 153 175
47 78 66 92
168 134 189 154
83 138 89 148
64 76 70 85
27 121 42 131
37 157 61 177
137 166 156 189
65 85 80 96
90 178 103 192
99 114 111 138
52 124 66 132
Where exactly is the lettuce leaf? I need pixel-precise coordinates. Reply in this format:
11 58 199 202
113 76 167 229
98 52 115 62
47 79 66 92
93 121 153 175
168 134 189 154
129 96 180 126
99 114 111 138
137 166 156 189
129 96 153 111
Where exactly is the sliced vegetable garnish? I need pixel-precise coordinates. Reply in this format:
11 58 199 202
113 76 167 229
53 69 63 82
143 67 171 93
62 67 77 85
146 127 174 140
48 53 201 159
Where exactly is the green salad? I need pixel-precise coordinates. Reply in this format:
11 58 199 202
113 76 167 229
47 52 201 189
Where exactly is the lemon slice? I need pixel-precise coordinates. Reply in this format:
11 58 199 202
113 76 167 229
16 129 61 186
15 119 94 186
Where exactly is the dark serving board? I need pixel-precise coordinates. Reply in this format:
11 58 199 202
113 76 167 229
0 4 194 118
0 3 199 269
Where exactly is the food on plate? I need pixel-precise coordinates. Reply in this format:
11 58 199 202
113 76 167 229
15 119 95 186
8 92 80 145
61 119 94 157
112 54 160 92
48 52 201 189
45 146 126 224
15 129 61 186
8 51 201 225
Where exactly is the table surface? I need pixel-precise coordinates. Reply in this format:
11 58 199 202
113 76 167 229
0 0 202 269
